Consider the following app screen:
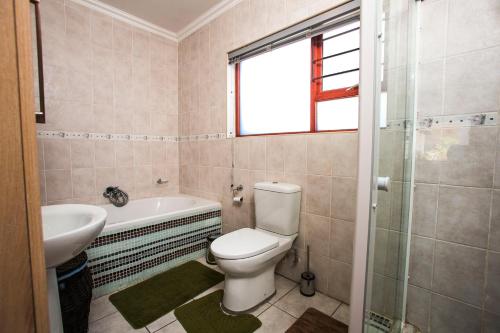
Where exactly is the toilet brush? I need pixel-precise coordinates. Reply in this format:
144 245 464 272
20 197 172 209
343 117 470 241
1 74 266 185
300 245 316 297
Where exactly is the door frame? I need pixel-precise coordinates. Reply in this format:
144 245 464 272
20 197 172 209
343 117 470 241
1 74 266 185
0 0 49 331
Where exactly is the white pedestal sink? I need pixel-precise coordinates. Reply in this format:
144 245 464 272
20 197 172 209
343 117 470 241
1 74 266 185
42 204 107 333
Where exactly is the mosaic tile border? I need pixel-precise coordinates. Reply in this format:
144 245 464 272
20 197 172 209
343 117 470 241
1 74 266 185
87 208 222 296
89 210 221 248
91 241 209 287
90 226 220 275
89 224 219 263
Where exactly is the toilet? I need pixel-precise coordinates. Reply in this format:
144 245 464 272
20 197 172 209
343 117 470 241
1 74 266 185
211 182 301 312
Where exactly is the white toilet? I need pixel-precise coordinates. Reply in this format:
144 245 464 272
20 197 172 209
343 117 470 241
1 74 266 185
211 182 301 312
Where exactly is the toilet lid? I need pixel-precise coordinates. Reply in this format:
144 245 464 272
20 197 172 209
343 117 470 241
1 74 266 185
211 228 279 260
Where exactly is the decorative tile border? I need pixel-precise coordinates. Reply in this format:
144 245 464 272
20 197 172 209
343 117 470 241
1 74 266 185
37 130 179 142
86 208 222 297
39 112 495 145
178 133 227 142
417 112 497 129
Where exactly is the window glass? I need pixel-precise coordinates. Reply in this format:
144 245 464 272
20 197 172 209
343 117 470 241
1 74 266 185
239 39 311 135
316 97 359 131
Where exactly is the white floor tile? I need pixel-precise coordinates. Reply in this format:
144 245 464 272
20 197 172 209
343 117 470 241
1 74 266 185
268 275 297 304
274 286 341 318
332 303 350 325
89 295 118 322
145 310 177 333
247 302 272 317
255 306 296 333
88 312 147 333
154 320 187 333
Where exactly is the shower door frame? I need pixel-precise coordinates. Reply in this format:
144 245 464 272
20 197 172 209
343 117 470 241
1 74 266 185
350 0 419 332
349 0 380 331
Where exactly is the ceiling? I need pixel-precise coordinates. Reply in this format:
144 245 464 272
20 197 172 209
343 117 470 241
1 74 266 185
99 0 226 33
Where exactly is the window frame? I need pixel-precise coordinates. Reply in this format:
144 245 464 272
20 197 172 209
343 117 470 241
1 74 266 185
235 34 359 137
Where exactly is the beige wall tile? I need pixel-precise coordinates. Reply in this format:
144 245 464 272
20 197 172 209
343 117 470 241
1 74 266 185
446 0 500 56
331 177 357 222
305 214 331 257
331 132 358 178
430 293 482 333
94 141 114 168
330 219 354 264
249 137 266 170
436 185 490 248
306 175 331 217
266 137 285 172
95 168 116 196
406 285 431 333
433 241 486 306
444 47 500 115
307 135 333 176
412 183 438 238
327 259 352 303
44 139 70 170
71 140 95 169
133 141 152 166
72 168 96 198
485 251 500 315
408 236 434 289
284 135 307 174
46 170 72 201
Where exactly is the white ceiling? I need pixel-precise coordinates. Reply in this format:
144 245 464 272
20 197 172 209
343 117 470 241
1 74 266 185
98 0 226 34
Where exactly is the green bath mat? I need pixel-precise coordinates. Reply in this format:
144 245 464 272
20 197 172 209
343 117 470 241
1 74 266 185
109 261 224 328
175 290 262 333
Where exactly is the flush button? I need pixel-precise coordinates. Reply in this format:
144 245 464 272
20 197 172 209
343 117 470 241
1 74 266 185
272 181 278 184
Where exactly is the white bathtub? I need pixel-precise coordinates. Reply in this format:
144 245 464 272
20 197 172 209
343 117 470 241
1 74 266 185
100 195 221 232
88 195 223 297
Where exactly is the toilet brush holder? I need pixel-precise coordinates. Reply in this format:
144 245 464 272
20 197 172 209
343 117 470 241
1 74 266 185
300 245 316 297
300 271 316 297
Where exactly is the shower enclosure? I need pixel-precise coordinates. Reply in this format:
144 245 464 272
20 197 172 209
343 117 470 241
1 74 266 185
351 0 419 332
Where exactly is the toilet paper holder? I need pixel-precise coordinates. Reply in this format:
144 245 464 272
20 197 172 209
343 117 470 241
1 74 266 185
231 184 244 203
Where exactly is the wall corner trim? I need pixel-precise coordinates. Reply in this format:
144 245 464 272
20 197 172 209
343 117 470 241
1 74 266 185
68 0 179 42
68 0 243 43
177 0 243 41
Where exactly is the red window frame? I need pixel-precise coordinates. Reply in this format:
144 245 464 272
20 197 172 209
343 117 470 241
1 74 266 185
235 34 359 137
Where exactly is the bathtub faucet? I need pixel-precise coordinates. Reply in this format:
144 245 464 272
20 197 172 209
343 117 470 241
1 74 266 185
103 186 129 207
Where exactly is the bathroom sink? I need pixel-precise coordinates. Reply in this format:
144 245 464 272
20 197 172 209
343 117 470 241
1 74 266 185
41 204 107 268
41 204 107 333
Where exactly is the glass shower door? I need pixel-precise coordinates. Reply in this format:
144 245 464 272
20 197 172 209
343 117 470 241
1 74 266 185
363 0 418 332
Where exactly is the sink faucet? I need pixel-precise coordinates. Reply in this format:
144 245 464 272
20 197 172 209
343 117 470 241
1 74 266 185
103 186 129 207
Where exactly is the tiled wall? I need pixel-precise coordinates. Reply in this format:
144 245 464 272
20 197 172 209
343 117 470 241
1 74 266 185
36 0 179 205
407 0 500 332
177 0 359 303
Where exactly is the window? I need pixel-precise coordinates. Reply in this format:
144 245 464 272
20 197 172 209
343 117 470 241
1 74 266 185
235 20 360 136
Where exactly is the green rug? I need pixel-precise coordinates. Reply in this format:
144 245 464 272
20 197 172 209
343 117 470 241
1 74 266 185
175 290 262 333
109 261 224 328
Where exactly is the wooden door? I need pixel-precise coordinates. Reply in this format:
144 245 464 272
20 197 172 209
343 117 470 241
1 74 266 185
0 0 49 332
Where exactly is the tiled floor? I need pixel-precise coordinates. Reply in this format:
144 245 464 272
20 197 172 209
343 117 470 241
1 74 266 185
88 258 349 333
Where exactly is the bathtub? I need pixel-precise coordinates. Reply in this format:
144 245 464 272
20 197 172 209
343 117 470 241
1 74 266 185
86 196 222 297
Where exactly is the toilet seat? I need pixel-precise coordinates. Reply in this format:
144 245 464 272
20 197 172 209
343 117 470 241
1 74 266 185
211 228 279 260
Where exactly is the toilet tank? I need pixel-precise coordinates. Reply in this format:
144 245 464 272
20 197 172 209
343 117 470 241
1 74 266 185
254 182 301 236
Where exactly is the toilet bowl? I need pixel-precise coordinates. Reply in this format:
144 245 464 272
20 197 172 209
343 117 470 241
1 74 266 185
210 182 302 312
211 228 296 312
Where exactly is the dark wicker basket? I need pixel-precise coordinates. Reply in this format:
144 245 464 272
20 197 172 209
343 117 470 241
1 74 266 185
56 252 93 333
